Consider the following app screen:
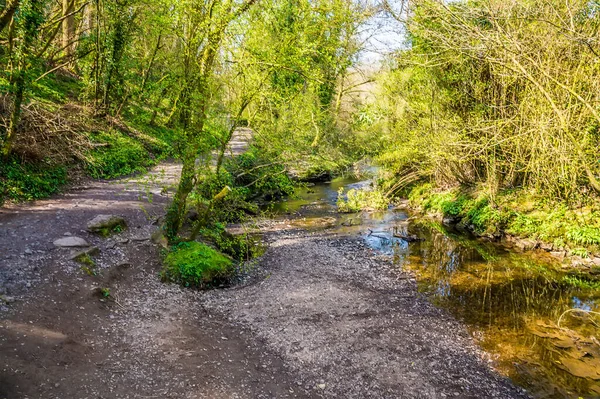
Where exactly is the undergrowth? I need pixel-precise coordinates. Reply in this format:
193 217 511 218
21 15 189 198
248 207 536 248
161 241 234 288
407 183 600 253
0 158 67 202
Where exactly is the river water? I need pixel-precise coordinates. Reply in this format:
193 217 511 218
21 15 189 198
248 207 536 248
271 177 600 399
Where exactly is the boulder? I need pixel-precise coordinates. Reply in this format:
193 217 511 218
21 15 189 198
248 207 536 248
87 215 127 234
53 236 90 248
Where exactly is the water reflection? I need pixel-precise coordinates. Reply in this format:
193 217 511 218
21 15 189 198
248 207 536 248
272 179 600 398
388 222 600 398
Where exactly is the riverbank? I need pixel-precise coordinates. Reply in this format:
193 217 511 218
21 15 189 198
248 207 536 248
405 183 600 270
0 163 528 398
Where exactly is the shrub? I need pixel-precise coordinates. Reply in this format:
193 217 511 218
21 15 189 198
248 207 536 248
161 241 234 288
337 188 388 213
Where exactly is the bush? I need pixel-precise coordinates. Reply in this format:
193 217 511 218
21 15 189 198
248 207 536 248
225 148 296 201
336 188 388 213
161 241 234 288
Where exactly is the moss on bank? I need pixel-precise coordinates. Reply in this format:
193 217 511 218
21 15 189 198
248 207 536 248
161 241 234 288
407 183 600 256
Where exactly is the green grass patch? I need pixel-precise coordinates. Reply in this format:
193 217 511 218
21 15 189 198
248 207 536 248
161 241 234 288
0 158 67 204
85 130 156 179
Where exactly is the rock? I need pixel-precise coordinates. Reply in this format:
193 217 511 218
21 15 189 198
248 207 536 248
53 236 90 248
151 230 169 248
515 238 538 251
69 246 100 260
24 248 32 255
63 232 72 236
87 215 127 234
539 242 553 252
1 295 15 304
550 251 567 260
442 216 459 226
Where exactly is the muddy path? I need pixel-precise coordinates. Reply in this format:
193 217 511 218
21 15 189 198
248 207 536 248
0 163 527 398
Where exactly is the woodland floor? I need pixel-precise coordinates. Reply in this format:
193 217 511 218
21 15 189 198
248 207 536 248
0 160 530 399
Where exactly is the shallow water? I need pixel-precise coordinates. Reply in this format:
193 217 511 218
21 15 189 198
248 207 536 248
273 178 600 399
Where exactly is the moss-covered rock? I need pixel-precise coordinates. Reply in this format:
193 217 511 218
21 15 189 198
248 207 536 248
161 242 234 288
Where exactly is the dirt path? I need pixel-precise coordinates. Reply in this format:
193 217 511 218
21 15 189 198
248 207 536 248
0 163 529 398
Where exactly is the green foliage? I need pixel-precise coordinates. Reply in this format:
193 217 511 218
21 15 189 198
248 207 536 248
409 182 600 251
566 227 600 246
0 158 67 204
225 148 296 201
336 188 388 213
198 222 265 261
374 0 600 201
85 131 154 179
562 275 600 290
162 241 234 288
569 248 590 259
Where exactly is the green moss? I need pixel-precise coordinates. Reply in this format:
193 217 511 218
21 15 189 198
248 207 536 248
161 242 234 288
74 253 96 266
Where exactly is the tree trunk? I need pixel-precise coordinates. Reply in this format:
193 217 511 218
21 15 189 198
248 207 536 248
2 72 25 159
62 0 75 64
0 0 19 34
164 145 198 239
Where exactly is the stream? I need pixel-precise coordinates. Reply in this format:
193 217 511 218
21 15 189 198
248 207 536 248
271 176 600 399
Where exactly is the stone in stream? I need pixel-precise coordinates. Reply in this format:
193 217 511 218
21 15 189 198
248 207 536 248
87 215 127 235
53 236 90 247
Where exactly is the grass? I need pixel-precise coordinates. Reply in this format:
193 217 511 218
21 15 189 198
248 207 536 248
407 182 600 253
161 241 234 288
0 158 68 202
85 130 158 179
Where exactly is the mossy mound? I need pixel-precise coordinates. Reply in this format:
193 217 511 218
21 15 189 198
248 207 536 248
161 242 234 288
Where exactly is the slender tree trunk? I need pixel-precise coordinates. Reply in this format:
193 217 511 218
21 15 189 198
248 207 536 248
62 0 75 64
138 33 162 101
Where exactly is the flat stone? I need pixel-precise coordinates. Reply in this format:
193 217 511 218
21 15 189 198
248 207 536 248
87 215 127 233
53 236 90 248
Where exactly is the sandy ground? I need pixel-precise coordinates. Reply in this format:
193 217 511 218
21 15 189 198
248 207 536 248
0 162 530 398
